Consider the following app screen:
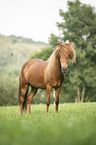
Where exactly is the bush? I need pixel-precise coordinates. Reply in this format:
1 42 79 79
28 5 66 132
0 75 18 106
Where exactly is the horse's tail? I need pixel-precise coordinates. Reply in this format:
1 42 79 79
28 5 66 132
18 71 29 110
18 73 21 104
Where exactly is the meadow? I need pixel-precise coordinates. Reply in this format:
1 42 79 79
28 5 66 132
0 103 96 145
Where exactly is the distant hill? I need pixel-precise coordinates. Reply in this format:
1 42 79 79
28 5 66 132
0 34 49 76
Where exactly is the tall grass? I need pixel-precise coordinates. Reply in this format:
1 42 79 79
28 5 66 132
0 103 96 145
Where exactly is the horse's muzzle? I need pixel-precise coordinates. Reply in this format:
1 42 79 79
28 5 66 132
61 66 68 73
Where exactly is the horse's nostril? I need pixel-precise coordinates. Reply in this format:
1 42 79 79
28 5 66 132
66 67 68 70
61 66 68 73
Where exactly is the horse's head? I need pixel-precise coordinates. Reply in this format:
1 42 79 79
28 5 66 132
58 42 76 73
60 53 69 73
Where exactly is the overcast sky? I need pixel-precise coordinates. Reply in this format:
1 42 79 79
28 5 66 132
0 0 96 43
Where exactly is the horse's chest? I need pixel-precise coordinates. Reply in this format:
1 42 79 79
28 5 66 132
53 81 62 88
49 74 64 88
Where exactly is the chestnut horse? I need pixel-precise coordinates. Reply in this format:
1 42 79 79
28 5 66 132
19 42 76 114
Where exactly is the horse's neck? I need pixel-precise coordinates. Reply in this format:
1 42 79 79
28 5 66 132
47 49 60 73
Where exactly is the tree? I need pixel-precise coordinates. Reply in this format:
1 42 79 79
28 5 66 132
30 47 53 61
49 0 96 102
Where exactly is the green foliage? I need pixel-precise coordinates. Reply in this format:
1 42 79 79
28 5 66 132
49 0 96 102
48 34 60 47
0 75 18 106
30 47 53 61
0 103 96 145
0 34 48 75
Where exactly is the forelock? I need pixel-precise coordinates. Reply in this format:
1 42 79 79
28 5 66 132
58 42 76 61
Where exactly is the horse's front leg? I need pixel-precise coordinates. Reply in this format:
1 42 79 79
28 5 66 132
55 86 62 113
46 84 52 113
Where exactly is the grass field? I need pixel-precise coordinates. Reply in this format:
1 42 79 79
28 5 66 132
0 103 96 145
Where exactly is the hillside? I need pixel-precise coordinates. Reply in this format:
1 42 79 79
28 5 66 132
0 34 48 75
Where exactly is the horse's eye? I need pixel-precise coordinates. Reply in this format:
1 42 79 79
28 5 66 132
68 54 70 58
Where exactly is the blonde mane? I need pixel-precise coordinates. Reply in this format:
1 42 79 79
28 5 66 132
48 42 76 63
45 42 76 78
60 42 76 61
46 48 60 77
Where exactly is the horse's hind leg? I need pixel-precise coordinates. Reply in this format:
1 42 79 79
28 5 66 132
27 87 38 114
19 85 28 115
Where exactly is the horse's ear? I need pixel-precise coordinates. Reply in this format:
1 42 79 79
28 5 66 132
69 42 74 46
57 42 63 47
57 42 61 45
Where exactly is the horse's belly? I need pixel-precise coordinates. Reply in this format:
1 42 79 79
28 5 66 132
27 73 46 89
29 79 46 89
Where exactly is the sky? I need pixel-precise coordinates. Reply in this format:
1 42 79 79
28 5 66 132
0 0 96 43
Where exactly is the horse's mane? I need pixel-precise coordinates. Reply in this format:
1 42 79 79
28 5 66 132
46 42 76 76
46 48 59 75
48 42 76 62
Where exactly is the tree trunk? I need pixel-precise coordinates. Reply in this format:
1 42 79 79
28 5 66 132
75 97 77 103
81 84 85 103
77 87 80 102
86 91 90 101
86 95 89 101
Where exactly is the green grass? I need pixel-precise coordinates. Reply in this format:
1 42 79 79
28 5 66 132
0 103 96 145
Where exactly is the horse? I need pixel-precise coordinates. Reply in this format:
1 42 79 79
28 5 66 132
18 42 76 114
